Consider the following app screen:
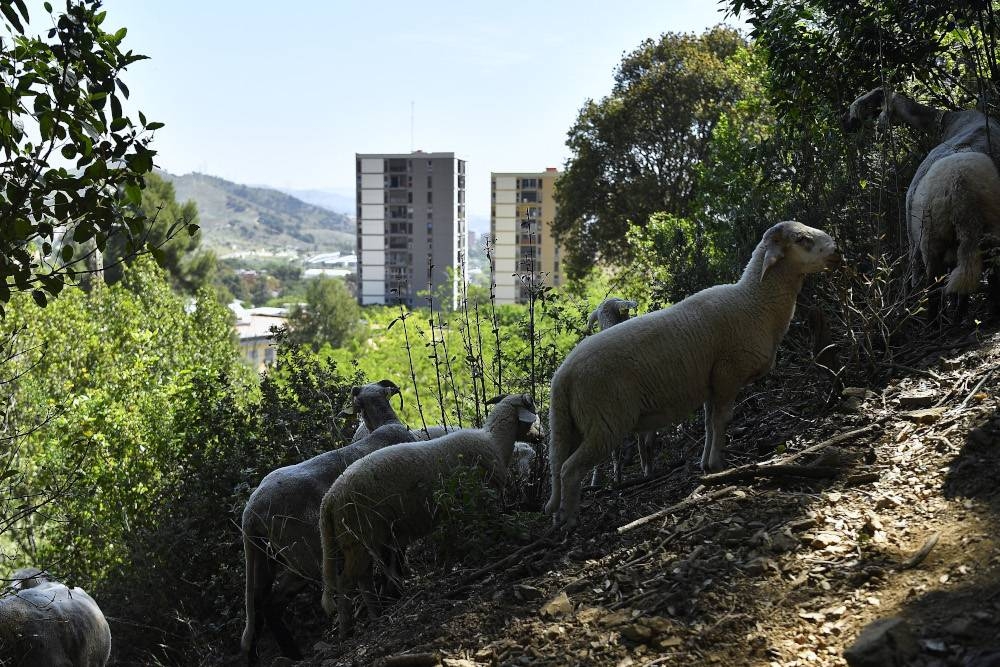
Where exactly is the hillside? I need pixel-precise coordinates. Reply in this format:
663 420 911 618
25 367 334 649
158 171 355 256
276 326 1000 667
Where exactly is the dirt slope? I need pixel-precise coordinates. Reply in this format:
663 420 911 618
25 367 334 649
291 328 1000 667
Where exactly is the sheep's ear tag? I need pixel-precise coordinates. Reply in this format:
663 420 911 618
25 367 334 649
517 408 537 424
340 404 355 415
760 240 784 283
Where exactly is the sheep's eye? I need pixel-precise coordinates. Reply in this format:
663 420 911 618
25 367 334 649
795 235 815 250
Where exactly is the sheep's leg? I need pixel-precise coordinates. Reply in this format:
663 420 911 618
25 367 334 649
359 574 384 622
702 399 734 472
559 431 618 528
241 536 275 666
638 431 655 477
263 572 305 660
612 441 625 485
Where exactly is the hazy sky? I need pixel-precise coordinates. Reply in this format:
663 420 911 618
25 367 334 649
93 1 743 219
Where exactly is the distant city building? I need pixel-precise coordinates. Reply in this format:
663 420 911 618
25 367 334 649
228 300 287 372
303 252 357 279
355 151 467 308
490 168 564 304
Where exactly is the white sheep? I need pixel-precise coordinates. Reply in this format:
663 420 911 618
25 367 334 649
545 221 840 528
319 393 539 637
240 380 415 664
0 568 111 667
586 297 656 486
587 297 638 333
844 87 1000 313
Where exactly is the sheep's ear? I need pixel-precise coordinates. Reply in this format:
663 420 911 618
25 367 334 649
378 379 401 396
351 386 361 397
337 406 354 418
485 395 506 406
760 234 786 283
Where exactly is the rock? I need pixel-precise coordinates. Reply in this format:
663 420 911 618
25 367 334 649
843 386 875 399
540 591 573 618
902 407 947 424
843 617 919 667
742 556 776 576
898 390 938 408
811 532 842 549
313 641 334 654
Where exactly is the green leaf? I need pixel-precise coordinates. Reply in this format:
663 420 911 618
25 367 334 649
61 244 74 262
1 3 25 34
124 182 142 206
61 145 77 159
43 2 51 12
145 121 164 131
31 290 47 308
110 94 122 120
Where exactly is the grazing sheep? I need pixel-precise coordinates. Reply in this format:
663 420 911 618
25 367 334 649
545 221 840 528
240 380 415 664
586 297 656 486
0 568 111 667
587 297 638 333
319 394 539 637
844 87 1000 312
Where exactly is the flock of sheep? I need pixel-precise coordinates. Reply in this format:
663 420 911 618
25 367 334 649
1 87 998 667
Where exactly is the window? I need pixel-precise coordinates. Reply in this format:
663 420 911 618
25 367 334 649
520 190 538 203
427 191 432 204
427 175 432 189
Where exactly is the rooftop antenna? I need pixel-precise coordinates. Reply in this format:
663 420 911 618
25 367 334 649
410 100 415 152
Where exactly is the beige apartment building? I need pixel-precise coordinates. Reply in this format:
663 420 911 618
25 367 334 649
490 168 564 304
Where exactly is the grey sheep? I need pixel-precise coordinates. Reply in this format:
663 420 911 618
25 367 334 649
545 221 839 528
586 297 655 486
319 394 539 638
844 87 1000 313
0 568 111 666
240 380 414 664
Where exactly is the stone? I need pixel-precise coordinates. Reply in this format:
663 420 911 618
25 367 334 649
898 390 937 408
513 584 544 602
844 617 919 667
540 591 573 618
902 407 947 424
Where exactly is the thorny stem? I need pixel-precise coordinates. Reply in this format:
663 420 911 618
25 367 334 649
438 312 463 428
394 293 429 438
425 258 448 432
457 249 483 427
485 234 503 394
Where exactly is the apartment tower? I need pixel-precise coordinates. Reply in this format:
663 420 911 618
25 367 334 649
355 152 466 307
490 168 563 304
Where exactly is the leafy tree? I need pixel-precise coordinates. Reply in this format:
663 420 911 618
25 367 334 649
1 258 250 580
0 1 185 310
286 276 361 350
553 26 747 277
104 172 215 292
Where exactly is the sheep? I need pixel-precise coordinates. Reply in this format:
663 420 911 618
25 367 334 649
587 297 638 333
0 568 111 667
585 297 656 486
545 221 840 528
240 379 416 664
319 393 539 638
844 87 1000 314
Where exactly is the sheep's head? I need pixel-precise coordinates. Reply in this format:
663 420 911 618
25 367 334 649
341 380 402 428
760 221 840 283
842 87 886 133
486 394 542 441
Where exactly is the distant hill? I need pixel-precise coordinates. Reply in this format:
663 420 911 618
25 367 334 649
273 187 356 215
159 171 355 255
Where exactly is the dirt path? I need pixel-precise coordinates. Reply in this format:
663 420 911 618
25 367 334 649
296 330 1000 667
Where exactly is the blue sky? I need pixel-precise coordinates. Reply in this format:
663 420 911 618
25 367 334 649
95 1 743 221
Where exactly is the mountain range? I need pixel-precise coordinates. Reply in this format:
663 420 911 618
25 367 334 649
158 171 356 256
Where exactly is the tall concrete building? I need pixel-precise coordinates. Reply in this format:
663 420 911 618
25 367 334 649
356 151 467 307
490 168 564 304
